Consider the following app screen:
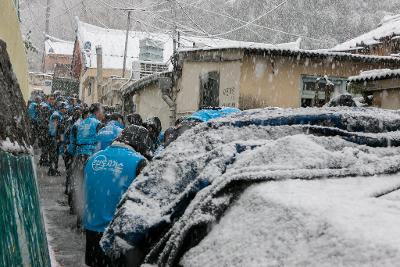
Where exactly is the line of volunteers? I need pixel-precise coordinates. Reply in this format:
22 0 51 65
27 92 240 266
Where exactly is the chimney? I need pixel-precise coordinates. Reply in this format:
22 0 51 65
96 45 103 101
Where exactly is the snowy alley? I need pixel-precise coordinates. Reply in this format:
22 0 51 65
5 0 400 266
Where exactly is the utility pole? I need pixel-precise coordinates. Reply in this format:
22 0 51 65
43 0 51 72
171 0 178 55
122 10 132 78
45 0 51 36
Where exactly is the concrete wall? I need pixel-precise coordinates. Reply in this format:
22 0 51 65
176 59 242 116
239 53 399 109
177 51 397 111
351 77 400 110
134 83 170 130
80 68 123 105
0 0 29 101
372 88 400 109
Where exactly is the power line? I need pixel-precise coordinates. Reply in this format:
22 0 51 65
47 1 82 21
189 0 289 38
175 1 208 36
176 0 330 43
96 0 169 11
202 0 266 41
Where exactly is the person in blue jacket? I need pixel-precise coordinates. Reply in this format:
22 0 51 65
27 96 40 122
63 107 82 197
38 101 52 166
83 125 152 267
48 102 68 176
27 96 41 145
96 112 125 152
75 103 105 156
71 103 104 227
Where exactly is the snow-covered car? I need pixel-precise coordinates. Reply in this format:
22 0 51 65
101 107 400 266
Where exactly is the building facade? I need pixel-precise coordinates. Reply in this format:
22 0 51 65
123 47 400 129
0 0 29 100
42 36 74 74
73 19 302 106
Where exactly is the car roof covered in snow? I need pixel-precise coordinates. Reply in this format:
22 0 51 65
101 107 400 265
181 174 400 266
332 14 400 51
75 18 302 70
349 68 400 82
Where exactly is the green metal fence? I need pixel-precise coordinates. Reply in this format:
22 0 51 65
0 150 51 267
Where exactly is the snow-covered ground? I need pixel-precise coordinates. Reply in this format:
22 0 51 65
35 156 86 267
182 175 400 266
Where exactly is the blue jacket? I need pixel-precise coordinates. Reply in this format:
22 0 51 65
83 144 145 232
48 111 63 137
28 102 39 122
76 115 101 156
65 119 81 155
41 102 54 113
96 121 124 151
187 107 241 122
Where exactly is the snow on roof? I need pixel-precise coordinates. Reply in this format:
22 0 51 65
332 14 400 51
44 35 74 55
348 68 400 82
180 46 400 63
122 71 173 96
75 18 302 70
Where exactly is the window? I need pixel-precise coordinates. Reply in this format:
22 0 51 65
199 71 220 109
44 80 52 87
88 80 93 96
301 76 347 108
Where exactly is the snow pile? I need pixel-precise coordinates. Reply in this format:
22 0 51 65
101 107 400 265
348 68 400 82
0 138 32 154
333 14 400 51
182 175 400 266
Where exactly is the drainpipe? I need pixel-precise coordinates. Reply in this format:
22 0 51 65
159 77 176 126
96 45 103 103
